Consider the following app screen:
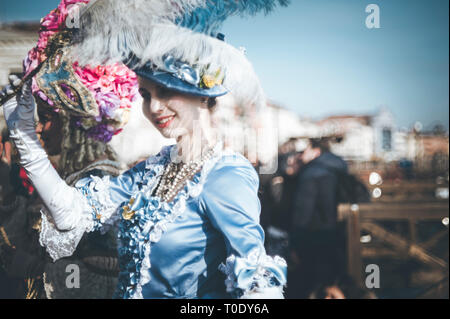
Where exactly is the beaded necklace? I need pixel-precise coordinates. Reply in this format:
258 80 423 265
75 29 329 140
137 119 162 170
153 147 215 202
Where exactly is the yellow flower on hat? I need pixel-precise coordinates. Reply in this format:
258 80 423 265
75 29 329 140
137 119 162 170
202 74 216 88
201 68 224 89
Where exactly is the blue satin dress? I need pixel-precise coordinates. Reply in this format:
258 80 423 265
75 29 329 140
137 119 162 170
72 145 287 299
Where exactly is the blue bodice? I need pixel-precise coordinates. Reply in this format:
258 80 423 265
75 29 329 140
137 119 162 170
69 145 286 299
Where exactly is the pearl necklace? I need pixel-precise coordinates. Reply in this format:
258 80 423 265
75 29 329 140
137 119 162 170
154 147 215 202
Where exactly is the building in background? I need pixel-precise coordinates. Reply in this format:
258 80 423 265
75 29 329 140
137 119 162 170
408 129 450 178
0 22 38 86
317 108 410 162
0 23 38 133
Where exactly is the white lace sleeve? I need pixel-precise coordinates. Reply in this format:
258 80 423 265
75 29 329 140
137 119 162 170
39 175 120 262
219 248 288 299
39 207 92 262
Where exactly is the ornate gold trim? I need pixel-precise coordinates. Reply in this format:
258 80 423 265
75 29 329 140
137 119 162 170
36 48 99 118
0 226 13 248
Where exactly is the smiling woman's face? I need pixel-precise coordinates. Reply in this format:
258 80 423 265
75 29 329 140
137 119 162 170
138 77 206 140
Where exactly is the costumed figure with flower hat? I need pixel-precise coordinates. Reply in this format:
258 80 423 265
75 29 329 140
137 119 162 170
0 0 138 298
1 0 290 298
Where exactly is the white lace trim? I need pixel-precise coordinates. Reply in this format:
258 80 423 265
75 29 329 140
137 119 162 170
219 248 287 298
85 175 121 234
39 207 92 262
240 286 285 299
39 175 119 262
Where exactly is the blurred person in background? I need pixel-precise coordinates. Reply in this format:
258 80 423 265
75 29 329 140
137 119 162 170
260 139 303 259
0 0 139 298
0 129 14 204
287 138 348 298
0 129 12 166
0 74 133 299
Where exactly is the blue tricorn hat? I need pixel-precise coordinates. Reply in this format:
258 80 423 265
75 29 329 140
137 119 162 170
131 51 228 98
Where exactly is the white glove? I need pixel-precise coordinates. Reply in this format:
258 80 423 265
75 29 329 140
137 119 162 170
2 75 82 230
2 75 45 164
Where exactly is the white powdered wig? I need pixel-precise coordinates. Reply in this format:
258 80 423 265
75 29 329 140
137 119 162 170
70 0 267 109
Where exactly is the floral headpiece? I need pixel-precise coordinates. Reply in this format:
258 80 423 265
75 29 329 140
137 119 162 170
24 0 138 143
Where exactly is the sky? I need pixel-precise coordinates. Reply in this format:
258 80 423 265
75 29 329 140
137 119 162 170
0 0 448 130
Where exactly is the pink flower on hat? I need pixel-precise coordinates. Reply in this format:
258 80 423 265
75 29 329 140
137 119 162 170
25 0 138 143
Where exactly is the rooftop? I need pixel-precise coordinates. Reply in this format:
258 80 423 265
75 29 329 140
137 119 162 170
0 22 39 42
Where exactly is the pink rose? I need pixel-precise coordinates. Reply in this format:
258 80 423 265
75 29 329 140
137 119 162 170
41 9 60 31
96 75 114 93
116 82 136 100
24 0 139 143
120 98 132 109
36 31 54 51
74 64 102 88
95 65 106 76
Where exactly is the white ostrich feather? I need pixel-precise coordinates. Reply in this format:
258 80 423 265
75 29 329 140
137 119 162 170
72 0 206 65
134 23 266 109
70 0 266 109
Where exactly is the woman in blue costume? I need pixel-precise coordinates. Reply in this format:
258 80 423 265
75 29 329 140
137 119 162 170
1 0 289 299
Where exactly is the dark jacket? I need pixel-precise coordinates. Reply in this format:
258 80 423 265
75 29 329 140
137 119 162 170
290 151 348 233
287 152 348 298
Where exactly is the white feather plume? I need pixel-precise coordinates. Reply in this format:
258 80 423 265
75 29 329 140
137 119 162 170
70 0 266 109
72 0 206 64
135 23 266 109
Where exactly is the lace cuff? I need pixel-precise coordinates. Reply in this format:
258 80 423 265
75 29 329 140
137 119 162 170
39 207 94 262
39 175 119 262
218 248 287 299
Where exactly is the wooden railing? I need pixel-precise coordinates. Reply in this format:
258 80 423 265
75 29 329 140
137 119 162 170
338 201 449 295
367 181 448 203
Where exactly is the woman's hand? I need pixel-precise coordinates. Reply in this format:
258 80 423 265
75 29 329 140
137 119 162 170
0 77 16 101
1 75 36 133
2 76 86 232
1 75 47 167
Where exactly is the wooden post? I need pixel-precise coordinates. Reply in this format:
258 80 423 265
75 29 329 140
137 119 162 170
346 204 363 287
